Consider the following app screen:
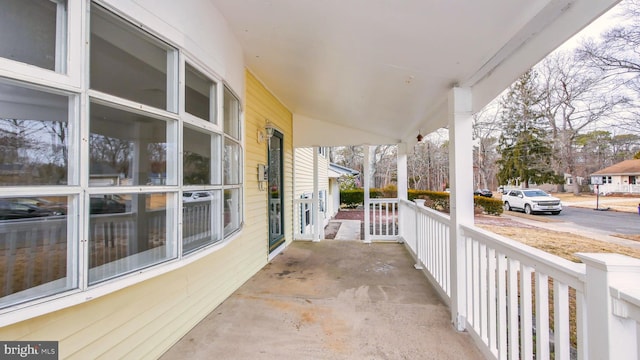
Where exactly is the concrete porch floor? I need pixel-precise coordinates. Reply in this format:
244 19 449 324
160 240 484 359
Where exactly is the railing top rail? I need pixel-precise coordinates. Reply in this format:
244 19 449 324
462 224 586 290
399 198 451 225
369 198 398 202
612 287 640 310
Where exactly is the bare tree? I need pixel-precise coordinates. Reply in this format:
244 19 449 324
537 50 625 193
578 0 640 131
473 105 501 190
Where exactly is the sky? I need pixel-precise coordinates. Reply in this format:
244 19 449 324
557 2 626 51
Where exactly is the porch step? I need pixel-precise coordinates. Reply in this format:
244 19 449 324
334 220 361 240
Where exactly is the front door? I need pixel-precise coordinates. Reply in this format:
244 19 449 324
268 130 285 252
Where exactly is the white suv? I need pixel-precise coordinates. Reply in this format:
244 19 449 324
502 189 562 215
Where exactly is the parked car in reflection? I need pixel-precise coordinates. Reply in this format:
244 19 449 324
12 197 67 215
90 196 126 214
0 199 61 220
183 191 212 203
473 189 493 197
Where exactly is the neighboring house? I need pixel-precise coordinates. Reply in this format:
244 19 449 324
592 159 640 194
0 1 633 360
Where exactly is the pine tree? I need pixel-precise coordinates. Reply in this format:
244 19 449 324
497 70 561 188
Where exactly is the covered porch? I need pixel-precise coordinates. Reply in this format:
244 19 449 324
161 239 484 359
192 0 640 359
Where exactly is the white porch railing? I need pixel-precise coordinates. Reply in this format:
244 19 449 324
368 198 399 241
398 199 450 301
399 198 640 360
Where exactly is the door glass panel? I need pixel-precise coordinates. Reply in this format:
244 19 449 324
268 131 284 251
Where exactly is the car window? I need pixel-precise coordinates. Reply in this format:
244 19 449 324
523 190 548 197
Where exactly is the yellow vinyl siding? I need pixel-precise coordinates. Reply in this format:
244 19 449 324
294 148 329 198
0 69 293 360
244 70 294 249
294 148 314 197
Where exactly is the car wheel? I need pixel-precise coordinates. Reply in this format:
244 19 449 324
504 202 511 211
551 211 560 215
524 204 532 215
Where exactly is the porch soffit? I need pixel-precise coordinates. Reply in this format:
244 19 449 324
210 0 620 146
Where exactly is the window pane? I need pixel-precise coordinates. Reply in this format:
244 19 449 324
183 127 210 185
223 139 241 185
90 103 172 186
224 188 241 236
182 189 221 254
185 63 214 122
223 87 240 139
89 192 174 284
0 82 69 186
90 5 171 110
0 196 73 308
0 0 65 71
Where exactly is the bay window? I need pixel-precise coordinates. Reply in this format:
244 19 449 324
0 2 243 314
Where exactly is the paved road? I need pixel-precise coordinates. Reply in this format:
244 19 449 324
550 206 640 235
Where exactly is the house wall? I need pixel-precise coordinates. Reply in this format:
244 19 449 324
0 2 293 359
294 148 330 222
245 71 294 250
597 175 640 194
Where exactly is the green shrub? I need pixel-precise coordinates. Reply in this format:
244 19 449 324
340 189 364 207
340 188 503 215
408 190 451 212
474 196 503 215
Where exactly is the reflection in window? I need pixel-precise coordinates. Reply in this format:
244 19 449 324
224 188 241 236
182 189 221 254
90 102 172 186
0 0 66 72
183 127 212 185
224 139 241 185
90 4 175 111
185 63 215 122
0 196 72 308
0 82 69 186
89 192 175 284
223 87 240 139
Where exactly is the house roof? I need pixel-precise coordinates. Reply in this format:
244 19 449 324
593 159 640 176
328 163 360 178
211 0 620 146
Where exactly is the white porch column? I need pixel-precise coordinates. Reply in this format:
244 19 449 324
363 145 371 243
313 147 321 242
397 143 408 243
577 253 640 360
397 143 408 202
448 87 474 331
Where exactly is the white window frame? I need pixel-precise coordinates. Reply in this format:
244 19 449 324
0 1 246 325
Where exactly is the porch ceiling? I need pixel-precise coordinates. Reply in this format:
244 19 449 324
210 0 620 146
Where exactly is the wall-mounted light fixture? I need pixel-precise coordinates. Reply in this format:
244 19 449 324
258 120 276 143
265 120 275 140
416 130 423 143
